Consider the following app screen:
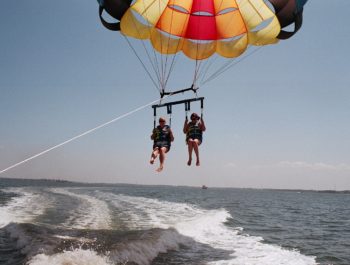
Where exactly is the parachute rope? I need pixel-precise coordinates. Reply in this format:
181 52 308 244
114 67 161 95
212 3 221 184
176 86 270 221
123 35 160 92
201 46 264 85
124 5 163 92
141 0 165 91
0 97 168 175
162 6 177 90
163 7 191 91
200 0 282 85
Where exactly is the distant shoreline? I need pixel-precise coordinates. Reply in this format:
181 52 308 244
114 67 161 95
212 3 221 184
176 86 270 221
1 177 349 194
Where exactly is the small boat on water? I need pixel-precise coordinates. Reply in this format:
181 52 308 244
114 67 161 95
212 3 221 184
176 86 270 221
202 185 208 189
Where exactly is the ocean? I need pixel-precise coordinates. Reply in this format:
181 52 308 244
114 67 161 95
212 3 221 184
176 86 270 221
0 178 349 265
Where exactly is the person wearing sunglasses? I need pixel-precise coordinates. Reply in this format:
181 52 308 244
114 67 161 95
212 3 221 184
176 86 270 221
183 112 206 166
150 117 174 172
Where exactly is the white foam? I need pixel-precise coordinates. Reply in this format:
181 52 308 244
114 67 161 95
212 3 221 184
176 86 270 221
108 228 188 265
54 235 96 243
27 229 186 265
0 188 48 228
98 193 317 265
27 249 113 265
50 188 111 230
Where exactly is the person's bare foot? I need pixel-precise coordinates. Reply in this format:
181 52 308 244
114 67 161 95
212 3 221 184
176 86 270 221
156 165 163 172
196 160 200 166
150 154 156 164
187 158 192 166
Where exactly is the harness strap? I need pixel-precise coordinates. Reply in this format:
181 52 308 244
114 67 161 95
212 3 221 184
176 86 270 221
167 105 172 127
200 98 204 119
185 101 190 119
153 106 157 129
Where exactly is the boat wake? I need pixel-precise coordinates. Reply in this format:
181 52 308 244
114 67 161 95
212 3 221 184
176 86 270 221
0 187 317 265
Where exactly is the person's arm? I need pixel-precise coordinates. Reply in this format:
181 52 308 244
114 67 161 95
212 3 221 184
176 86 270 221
169 129 175 142
199 118 206 132
151 128 156 140
183 117 189 133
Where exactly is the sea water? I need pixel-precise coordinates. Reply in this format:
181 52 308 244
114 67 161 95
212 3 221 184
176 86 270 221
0 178 349 265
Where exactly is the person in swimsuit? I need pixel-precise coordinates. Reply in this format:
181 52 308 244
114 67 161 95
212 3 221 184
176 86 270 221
183 112 206 166
150 117 174 172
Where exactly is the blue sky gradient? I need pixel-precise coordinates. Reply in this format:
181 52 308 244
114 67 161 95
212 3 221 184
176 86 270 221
1 0 349 189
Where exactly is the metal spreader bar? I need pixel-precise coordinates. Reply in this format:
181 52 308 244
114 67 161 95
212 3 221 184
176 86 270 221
152 97 204 128
160 85 198 98
152 97 204 112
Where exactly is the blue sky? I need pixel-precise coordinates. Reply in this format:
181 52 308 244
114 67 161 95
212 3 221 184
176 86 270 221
1 0 349 190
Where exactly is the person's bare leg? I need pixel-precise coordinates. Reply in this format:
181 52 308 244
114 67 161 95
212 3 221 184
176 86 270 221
193 140 200 166
156 147 167 172
187 140 193 166
150 148 159 164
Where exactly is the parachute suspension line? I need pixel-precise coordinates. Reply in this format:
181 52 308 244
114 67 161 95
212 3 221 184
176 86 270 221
197 0 243 87
163 8 190 91
193 0 228 88
194 54 215 87
195 0 226 87
140 0 164 91
163 55 179 91
123 36 160 92
196 4 237 86
201 46 264 85
192 50 204 89
191 0 203 90
162 5 177 91
195 58 203 87
153 1 169 92
139 38 163 93
201 0 280 85
148 40 164 92
125 5 163 92
123 36 161 92
202 47 264 85
0 97 168 176
201 0 273 85
157 0 165 92
159 3 172 93
199 55 219 86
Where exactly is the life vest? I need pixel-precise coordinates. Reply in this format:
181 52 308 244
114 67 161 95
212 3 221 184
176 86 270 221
154 125 171 147
186 122 202 142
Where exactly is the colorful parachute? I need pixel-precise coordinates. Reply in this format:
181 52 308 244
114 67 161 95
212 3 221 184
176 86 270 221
97 0 308 92
98 0 308 55
120 0 283 60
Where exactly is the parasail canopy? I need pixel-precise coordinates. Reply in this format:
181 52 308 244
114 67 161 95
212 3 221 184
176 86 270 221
97 0 308 94
121 0 282 60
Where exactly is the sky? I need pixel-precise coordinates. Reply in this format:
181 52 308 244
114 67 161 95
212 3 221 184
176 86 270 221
0 0 349 190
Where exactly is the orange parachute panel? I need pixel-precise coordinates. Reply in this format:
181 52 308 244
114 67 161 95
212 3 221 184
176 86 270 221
120 0 281 59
